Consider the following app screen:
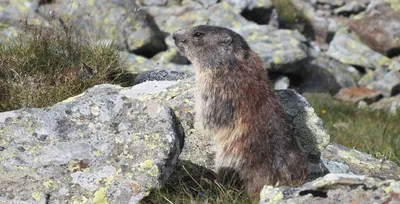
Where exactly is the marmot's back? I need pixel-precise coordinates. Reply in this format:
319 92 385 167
173 25 309 201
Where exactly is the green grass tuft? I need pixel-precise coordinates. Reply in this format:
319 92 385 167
0 20 128 112
304 93 400 165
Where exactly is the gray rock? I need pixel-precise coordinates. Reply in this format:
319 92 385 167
321 143 400 179
120 52 194 75
274 76 290 90
134 69 190 85
312 0 345 7
149 1 257 34
196 0 219 8
125 79 330 169
259 173 400 204
334 1 366 15
37 0 167 57
137 0 168 6
0 84 183 203
291 0 331 43
370 94 400 115
296 56 359 95
365 68 400 97
277 89 331 157
327 28 392 69
224 0 272 11
233 25 311 73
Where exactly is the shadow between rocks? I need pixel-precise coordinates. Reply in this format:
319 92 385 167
140 160 251 204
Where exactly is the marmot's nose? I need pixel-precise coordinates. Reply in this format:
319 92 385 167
172 29 187 43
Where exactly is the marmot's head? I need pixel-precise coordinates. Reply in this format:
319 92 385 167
172 25 251 69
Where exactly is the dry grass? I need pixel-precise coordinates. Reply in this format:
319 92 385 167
0 20 129 112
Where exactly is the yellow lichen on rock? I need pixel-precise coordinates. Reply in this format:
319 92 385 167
92 187 109 204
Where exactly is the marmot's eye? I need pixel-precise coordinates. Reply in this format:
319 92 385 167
193 32 203 37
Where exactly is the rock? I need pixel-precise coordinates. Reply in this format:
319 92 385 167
321 143 400 179
151 48 190 65
0 84 184 203
259 173 400 204
121 52 194 76
134 69 190 85
334 87 383 104
366 0 400 15
238 0 275 25
277 89 331 157
37 0 167 58
295 56 360 95
224 0 273 11
137 0 169 6
360 68 400 97
312 0 345 8
327 28 392 69
123 79 330 169
233 25 311 73
0 0 49 41
149 1 255 34
334 1 367 15
196 0 219 8
349 11 400 57
291 0 331 42
0 0 42 25
274 76 290 90
370 94 400 115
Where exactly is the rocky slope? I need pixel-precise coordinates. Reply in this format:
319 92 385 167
1 0 400 203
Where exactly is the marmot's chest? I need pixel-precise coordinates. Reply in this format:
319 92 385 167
196 84 238 130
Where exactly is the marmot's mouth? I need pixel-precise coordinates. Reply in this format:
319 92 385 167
176 46 186 56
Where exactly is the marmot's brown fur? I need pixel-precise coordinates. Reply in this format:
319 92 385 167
172 25 308 200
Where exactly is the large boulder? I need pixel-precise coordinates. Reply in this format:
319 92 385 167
37 0 167 57
232 25 312 73
260 173 400 204
327 28 392 70
295 55 360 95
122 79 330 169
0 84 184 203
349 11 400 57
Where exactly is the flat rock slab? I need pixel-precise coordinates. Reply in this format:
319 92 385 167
0 84 183 204
321 142 400 179
260 173 400 203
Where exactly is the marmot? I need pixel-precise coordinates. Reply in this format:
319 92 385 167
172 25 308 200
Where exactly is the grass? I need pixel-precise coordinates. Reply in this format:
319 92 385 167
141 160 253 204
304 93 400 165
0 20 129 112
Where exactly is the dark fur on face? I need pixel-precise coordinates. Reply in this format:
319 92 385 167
173 25 309 201
172 25 250 69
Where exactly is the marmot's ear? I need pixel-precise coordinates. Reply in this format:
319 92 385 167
219 34 232 45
